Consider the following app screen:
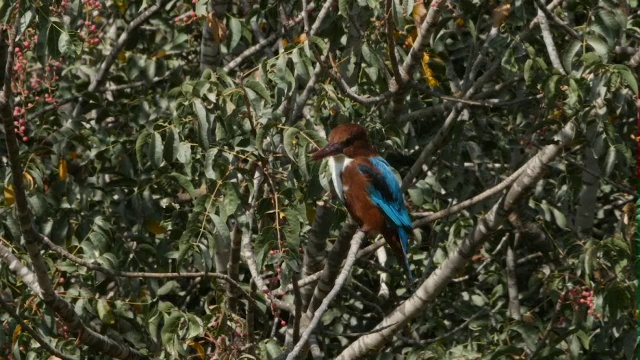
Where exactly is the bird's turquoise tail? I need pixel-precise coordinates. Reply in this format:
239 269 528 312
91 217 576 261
397 228 414 281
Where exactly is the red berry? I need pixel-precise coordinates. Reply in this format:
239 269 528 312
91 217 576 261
23 41 30 47
59 277 65 284
280 320 286 326
262 289 270 294
22 136 28 142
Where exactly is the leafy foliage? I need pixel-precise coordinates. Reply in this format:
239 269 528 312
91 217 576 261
0 0 636 359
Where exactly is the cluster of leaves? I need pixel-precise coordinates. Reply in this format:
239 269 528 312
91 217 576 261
0 0 637 359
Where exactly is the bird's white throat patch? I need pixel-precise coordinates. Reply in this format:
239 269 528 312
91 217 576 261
328 154 352 200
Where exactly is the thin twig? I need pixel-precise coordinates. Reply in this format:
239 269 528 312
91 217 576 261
287 231 365 360
40 235 258 309
533 0 580 39
401 106 462 191
385 0 403 86
412 162 528 228
241 168 294 313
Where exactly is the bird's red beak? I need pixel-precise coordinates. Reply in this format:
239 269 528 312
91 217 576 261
310 141 343 161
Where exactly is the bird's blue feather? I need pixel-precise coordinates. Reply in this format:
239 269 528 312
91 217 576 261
358 156 412 251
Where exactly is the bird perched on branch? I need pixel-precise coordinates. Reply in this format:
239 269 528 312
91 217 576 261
311 123 414 280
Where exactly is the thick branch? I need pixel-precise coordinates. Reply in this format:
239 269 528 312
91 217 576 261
287 231 365 360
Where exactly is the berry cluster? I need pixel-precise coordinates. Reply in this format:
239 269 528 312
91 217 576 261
10 34 63 142
175 10 198 24
562 286 598 317
80 0 104 47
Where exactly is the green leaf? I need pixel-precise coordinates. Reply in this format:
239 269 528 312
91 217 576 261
149 131 163 169
221 182 240 215
157 280 179 296
338 0 350 17
245 80 271 105
283 127 300 161
603 145 616 177
193 99 210 149
97 299 115 325
562 40 582 74
164 127 180 163
135 130 151 168
209 213 231 244
177 142 192 165
186 314 204 338
307 35 328 55
524 59 534 84
58 30 70 56
585 34 609 60
170 173 196 198
161 312 184 345
550 206 568 229
204 148 218 179
611 64 638 94
228 16 242 50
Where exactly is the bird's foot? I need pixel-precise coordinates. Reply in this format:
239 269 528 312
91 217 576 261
357 226 372 234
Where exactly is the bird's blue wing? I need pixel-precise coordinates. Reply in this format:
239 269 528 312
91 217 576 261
358 157 412 250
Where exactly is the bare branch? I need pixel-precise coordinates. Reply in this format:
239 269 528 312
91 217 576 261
536 1 566 74
533 0 580 39
401 0 447 78
401 106 461 191
300 201 333 309
308 0 334 38
305 221 357 314
506 239 522 320
287 231 365 360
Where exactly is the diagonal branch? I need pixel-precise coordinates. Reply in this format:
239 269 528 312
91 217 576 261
335 121 577 359
401 0 447 79
536 1 566 74
287 231 365 360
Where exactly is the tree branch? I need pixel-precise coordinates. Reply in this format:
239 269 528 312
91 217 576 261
536 1 566 74
287 231 365 360
334 121 577 359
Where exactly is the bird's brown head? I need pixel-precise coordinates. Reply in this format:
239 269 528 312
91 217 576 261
311 123 376 160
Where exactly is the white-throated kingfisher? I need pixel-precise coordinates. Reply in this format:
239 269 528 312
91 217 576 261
312 123 414 280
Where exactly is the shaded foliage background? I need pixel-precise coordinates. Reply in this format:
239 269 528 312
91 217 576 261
0 0 637 359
